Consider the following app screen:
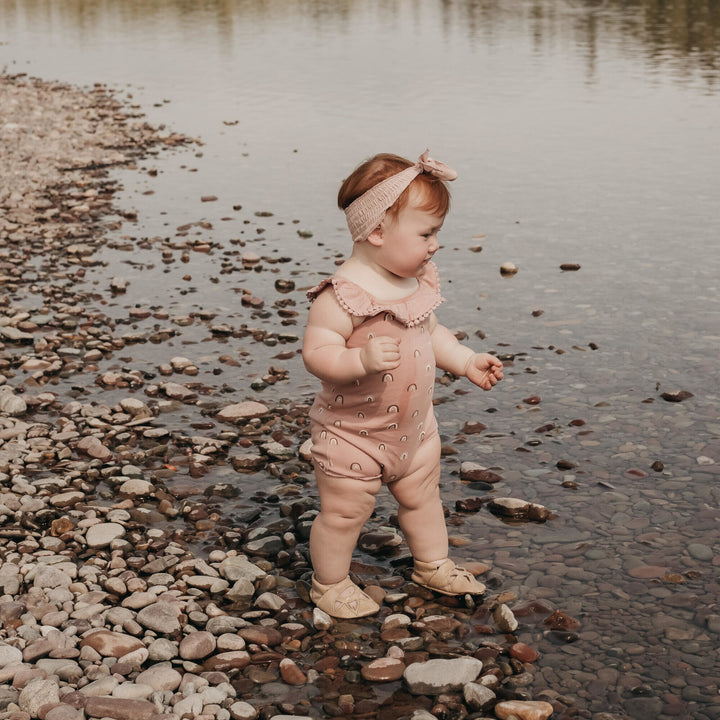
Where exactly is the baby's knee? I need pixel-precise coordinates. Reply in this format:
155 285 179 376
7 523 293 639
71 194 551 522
321 502 374 533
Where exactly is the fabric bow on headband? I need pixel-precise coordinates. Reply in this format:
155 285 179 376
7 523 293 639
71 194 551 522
345 149 457 243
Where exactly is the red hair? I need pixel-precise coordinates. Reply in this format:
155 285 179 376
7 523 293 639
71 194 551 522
337 153 451 220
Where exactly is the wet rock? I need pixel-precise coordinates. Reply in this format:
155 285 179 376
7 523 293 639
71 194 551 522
687 543 714 561
493 604 519 633
85 522 126 548
216 401 269 423
463 681 496 711
229 701 258 719
203 651 251 672
230 452 266 471
510 642 539 663
110 277 129 292
487 497 551 522
660 390 693 402
0 390 27 416
543 609 581 630
495 699 554 720
279 658 307 685
500 262 518 275
76 435 113 462
219 556 267 583
361 657 406 682
460 462 502 483
403 657 483 694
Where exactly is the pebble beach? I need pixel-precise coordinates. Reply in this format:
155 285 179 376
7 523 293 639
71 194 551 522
1 71 719 720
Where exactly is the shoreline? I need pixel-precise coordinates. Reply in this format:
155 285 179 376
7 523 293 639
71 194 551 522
0 73 568 720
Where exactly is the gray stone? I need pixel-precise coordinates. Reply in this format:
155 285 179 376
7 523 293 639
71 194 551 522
463 681 496 711
229 701 258 720
493 603 518 632
206 615 248 635
19 677 60 716
403 657 483 695
687 543 714 561
86 522 126 548
0 390 27 416
147 638 179 661
216 401 269 423
0 643 23 668
179 631 216 660
226 578 255 602
219 556 267 583
136 602 181 634
624 696 663 720
135 664 182 691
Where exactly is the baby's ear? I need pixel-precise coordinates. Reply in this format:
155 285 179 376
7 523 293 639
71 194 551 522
366 225 384 247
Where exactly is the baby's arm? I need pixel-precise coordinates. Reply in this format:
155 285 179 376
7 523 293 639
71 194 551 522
430 313 503 391
303 290 400 384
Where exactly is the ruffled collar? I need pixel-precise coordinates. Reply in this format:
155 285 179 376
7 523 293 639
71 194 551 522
307 261 445 328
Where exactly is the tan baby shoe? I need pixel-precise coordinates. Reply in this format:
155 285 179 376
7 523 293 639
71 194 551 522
411 558 486 596
310 575 380 619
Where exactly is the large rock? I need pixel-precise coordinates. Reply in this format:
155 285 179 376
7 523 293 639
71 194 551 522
18 677 60 716
84 696 156 720
134 664 182 691
80 630 144 658
76 435 113 462
463 681 496 711
136 602 181 634
487 496 551 522
85 522 126 548
179 631 216 660
0 643 23 668
219 555 267 583
216 401 269 423
403 657 483 694
495 700 554 720
0 390 26 416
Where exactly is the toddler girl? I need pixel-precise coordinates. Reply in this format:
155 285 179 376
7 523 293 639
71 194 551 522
302 150 503 618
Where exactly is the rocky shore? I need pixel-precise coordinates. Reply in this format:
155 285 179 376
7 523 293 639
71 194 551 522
2 72 719 720
0 73 581 720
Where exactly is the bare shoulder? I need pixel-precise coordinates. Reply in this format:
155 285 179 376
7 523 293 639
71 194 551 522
307 286 355 337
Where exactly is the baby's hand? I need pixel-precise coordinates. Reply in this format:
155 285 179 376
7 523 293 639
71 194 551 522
465 352 504 390
360 336 401 374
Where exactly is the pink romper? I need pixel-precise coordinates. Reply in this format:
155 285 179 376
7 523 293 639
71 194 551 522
307 262 445 483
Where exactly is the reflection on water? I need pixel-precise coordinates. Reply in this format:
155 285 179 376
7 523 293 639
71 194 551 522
2 0 719 86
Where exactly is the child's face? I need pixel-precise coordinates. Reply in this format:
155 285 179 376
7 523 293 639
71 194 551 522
376 202 444 278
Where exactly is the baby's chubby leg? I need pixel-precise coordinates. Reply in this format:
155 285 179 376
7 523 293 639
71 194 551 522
309 466 382 585
388 435 485 596
386 435 447 563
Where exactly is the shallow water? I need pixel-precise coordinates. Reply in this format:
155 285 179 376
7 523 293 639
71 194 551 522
2 1 720 717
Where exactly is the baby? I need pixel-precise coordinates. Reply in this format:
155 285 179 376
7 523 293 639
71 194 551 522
302 150 503 618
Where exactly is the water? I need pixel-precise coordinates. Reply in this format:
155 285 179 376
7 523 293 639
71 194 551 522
2 1 719 717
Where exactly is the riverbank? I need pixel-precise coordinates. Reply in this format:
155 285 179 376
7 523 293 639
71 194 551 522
0 73 573 720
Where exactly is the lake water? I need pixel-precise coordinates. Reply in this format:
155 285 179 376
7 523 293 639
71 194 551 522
2 1 719 718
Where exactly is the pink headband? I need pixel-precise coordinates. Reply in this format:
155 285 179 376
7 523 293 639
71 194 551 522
344 150 458 243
